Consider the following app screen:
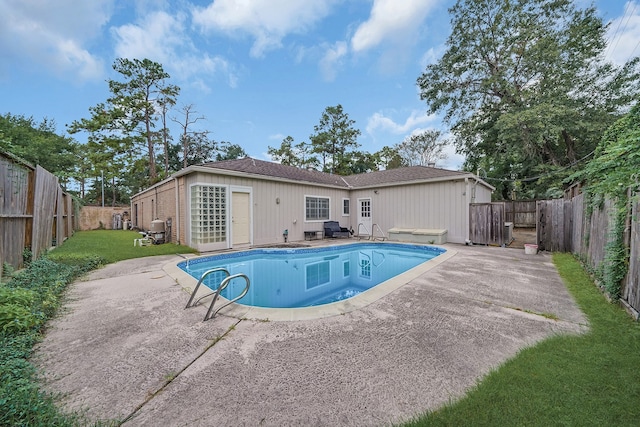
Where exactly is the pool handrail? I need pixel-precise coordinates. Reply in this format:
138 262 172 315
356 223 387 241
204 273 251 321
356 223 371 240
185 267 231 309
372 224 387 241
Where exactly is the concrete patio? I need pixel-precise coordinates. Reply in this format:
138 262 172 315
34 243 587 426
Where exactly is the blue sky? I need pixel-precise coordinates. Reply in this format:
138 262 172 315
1 0 638 171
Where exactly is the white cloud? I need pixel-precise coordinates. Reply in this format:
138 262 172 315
112 11 186 64
112 11 238 90
0 0 110 81
439 143 465 170
366 109 437 134
319 41 348 81
351 0 438 53
605 1 640 65
366 110 465 169
192 0 337 58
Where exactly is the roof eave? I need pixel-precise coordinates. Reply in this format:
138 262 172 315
179 165 350 189
349 173 492 190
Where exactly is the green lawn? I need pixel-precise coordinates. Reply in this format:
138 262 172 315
49 230 197 264
403 253 640 426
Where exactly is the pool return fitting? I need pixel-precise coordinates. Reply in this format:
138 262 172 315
185 267 251 321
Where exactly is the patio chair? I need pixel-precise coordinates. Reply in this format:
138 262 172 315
324 221 350 238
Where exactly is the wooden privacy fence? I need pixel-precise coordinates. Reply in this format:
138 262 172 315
504 200 537 228
470 200 537 246
0 151 77 274
537 193 640 316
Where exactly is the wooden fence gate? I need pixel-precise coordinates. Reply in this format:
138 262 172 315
469 202 505 245
536 199 573 252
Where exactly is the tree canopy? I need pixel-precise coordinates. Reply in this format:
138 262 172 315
310 104 361 174
580 103 640 200
68 58 180 190
418 0 640 199
396 130 448 167
268 136 319 169
0 114 78 186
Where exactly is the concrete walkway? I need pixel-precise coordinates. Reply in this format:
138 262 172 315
35 244 587 426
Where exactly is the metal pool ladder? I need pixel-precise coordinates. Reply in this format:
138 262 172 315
372 224 387 241
356 223 387 241
185 267 251 321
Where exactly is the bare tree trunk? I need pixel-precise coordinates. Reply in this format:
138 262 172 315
170 104 205 169
562 129 577 163
146 117 156 180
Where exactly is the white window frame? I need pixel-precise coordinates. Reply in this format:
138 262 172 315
305 195 330 222
342 198 350 216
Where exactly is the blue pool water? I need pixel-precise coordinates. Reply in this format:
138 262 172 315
178 243 446 309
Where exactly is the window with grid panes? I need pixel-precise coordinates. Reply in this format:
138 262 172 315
305 196 330 221
191 185 227 244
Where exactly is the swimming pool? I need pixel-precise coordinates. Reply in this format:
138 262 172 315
177 243 448 313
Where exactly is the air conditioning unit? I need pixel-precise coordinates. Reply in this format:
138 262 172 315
504 222 514 245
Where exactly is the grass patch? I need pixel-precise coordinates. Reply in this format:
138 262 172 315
49 230 197 264
0 230 196 426
403 252 640 426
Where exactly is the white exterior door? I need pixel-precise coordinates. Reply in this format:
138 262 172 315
357 198 372 237
232 192 251 247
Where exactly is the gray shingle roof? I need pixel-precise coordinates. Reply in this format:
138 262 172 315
198 157 471 189
199 157 351 187
343 165 470 187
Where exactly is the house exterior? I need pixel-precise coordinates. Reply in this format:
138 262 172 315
130 157 493 252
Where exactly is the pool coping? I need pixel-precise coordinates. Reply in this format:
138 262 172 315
163 242 457 321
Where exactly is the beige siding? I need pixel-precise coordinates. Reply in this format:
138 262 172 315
131 169 493 250
186 172 350 249
474 182 492 203
350 179 471 244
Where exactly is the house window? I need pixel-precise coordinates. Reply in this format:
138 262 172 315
306 261 330 289
191 185 227 244
305 196 330 221
342 198 350 216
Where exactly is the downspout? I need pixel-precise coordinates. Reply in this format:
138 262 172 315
466 173 482 244
465 177 471 243
174 177 180 244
